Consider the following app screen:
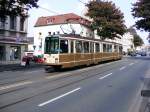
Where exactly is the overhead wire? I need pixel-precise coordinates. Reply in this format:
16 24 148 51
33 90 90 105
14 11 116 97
78 0 88 5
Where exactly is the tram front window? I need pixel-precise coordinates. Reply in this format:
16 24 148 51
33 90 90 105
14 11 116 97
45 37 59 54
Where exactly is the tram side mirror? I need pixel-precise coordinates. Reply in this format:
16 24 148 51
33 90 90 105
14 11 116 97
141 90 150 97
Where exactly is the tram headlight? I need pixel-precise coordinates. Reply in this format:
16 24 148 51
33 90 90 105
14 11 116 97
44 58 47 62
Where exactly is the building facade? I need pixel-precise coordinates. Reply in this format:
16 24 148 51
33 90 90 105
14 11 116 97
27 37 34 51
120 32 134 53
0 16 28 64
34 13 93 55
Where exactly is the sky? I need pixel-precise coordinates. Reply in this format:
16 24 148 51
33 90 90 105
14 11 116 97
28 0 149 44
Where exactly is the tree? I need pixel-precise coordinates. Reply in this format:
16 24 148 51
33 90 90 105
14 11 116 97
127 26 137 35
133 34 144 48
128 27 144 48
132 0 150 32
86 0 126 40
0 0 39 19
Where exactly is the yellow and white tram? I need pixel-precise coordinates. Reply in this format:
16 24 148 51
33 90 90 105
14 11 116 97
43 34 122 71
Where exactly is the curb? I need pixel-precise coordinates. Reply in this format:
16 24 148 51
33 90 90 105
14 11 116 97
0 63 44 72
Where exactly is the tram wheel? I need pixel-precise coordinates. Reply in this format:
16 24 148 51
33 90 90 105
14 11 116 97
54 66 61 71
44 66 52 72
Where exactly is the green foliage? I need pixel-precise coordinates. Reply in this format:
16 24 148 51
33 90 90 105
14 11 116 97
133 34 144 48
132 0 150 32
0 0 39 19
86 0 126 40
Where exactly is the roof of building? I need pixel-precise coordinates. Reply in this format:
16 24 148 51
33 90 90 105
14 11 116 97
34 13 91 27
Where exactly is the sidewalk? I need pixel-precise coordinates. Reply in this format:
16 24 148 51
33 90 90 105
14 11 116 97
0 62 43 72
129 68 150 112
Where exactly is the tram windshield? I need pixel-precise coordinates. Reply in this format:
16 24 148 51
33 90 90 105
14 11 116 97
45 36 59 54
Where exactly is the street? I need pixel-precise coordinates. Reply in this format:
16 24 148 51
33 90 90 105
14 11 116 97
0 57 149 112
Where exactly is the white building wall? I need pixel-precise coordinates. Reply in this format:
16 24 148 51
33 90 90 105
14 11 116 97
121 32 134 52
28 44 34 51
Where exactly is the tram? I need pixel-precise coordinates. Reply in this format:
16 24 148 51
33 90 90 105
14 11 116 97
43 34 122 71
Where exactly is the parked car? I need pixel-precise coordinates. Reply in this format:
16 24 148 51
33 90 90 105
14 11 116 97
130 52 137 56
128 51 137 56
141 52 147 56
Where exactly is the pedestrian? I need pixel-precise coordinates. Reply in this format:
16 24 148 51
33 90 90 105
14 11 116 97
25 57 30 68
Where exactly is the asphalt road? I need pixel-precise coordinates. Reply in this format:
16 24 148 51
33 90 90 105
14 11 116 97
0 56 149 112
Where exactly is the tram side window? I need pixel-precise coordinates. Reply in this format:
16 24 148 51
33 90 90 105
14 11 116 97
103 44 107 52
119 46 122 53
95 43 100 53
83 41 89 53
60 39 68 53
76 41 83 53
90 42 94 53
107 44 112 52
70 41 74 53
114 45 118 52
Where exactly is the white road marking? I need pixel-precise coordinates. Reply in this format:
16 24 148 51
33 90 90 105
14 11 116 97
0 81 33 91
129 63 134 66
119 66 126 70
38 87 81 107
99 73 113 80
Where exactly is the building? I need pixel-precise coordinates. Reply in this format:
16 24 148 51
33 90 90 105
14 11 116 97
0 16 28 64
120 32 134 53
34 13 93 55
27 37 34 51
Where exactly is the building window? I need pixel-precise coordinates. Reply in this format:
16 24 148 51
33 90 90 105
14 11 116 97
20 17 25 31
83 41 89 53
76 41 83 53
0 46 5 60
95 43 100 53
10 16 16 30
0 30 5 35
0 17 5 29
60 39 68 53
10 46 21 60
47 18 54 25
